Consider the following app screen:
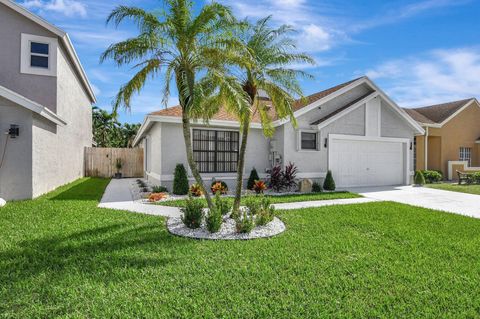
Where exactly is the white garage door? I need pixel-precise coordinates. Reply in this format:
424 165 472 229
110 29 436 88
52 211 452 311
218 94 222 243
329 137 405 187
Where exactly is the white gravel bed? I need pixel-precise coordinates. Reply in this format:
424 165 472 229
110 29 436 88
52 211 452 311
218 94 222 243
167 217 286 240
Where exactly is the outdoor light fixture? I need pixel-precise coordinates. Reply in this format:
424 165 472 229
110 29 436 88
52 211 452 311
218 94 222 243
410 142 413 150
8 125 19 138
324 138 328 148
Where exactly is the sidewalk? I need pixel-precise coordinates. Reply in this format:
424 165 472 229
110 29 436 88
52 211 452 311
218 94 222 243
98 178 377 217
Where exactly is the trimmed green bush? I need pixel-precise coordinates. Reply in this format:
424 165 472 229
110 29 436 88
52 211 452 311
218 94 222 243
312 182 322 193
206 207 223 233
421 170 443 184
214 192 231 215
235 211 255 233
255 197 275 226
180 196 204 229
173 164 189 195
244 196 261 215
247 168 260 190
473 172 480 184
414 170 426 186
323 170 336 191
152 185 168 193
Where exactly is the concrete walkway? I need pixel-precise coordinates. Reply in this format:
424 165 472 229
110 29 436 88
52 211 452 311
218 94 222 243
99 178 181 218
98 179 378 217
348 185 480 219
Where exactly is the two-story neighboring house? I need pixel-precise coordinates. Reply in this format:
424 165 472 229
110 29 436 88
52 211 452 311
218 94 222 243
0 0 96 201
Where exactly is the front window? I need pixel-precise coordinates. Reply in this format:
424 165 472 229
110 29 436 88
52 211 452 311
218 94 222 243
459 147 472 166
30 42 49 69
193 129 239 173
301 132 317 150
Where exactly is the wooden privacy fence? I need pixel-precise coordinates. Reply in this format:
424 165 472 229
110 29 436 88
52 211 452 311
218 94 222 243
85 147 144 178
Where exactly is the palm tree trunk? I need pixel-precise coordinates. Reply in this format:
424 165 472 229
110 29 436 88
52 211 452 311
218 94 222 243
232 117 250 214
181 111 214 209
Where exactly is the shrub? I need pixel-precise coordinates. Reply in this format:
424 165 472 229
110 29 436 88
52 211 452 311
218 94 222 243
181 196 204 229
421 170 443 183
244 196 261 215
255 197 276 226
214 191 231 215
148 192 167 202
152 185 168 193
282 162 298 191
211 181 228 195
473 172 480 184
323 170 336 191
312 182 322 193
206 207 223 233
235 210 255 233
189 183 203 197
247 168 260 190
173 164 189 195
414 170 426 186
253 180 267 194
269 165 284 192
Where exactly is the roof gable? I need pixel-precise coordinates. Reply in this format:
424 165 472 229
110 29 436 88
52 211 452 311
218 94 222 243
404 98 476 126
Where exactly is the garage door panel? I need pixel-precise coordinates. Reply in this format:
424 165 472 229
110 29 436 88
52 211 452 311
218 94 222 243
330 138 405 187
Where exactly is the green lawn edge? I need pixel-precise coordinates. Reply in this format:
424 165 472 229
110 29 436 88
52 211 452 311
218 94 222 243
426 183 480 195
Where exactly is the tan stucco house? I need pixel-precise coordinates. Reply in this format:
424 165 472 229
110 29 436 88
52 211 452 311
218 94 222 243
0 0 96 200
404 98 480 179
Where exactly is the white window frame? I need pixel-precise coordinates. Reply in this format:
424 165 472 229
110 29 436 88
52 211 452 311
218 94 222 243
459 147 472 166
297 129 319 152
21 33 58 77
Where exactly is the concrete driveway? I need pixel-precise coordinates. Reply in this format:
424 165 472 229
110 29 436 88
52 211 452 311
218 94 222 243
347 185 480 219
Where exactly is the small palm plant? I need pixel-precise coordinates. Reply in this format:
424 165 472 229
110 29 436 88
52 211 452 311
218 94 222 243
101 1 248 210
114 158 123 179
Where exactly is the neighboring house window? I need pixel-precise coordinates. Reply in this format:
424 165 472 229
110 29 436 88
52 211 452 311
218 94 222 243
300 132 318 150
193 129 239 173
459 147 472 166
21 33 58 77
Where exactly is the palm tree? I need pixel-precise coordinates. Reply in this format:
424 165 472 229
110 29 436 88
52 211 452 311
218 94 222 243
123 123 141 148
101 1 247 209
228 17 315 214
92 106 120 147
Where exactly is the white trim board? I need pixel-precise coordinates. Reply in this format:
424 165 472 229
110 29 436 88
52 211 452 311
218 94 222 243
0 0 96 103
0 84 66 126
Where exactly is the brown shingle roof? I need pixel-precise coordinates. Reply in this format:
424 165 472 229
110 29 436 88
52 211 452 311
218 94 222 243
148 77 364 123
404 98 473 125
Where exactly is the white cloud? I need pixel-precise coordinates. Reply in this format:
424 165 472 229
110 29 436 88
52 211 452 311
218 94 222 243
21 0 87 18
365 47 480 107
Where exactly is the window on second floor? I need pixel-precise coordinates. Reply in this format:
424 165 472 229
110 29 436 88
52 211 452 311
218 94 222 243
459 147 472 166
21 33 57 77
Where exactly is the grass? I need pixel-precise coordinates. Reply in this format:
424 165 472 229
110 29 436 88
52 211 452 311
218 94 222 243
157 191 361 207
1 178 480 318
426 182 480 195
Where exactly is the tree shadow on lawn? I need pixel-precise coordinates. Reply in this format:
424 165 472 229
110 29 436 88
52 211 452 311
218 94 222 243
48 178 110 201
0 222 193 288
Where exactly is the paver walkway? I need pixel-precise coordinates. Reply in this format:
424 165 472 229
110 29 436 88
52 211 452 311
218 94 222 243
98 179 377 217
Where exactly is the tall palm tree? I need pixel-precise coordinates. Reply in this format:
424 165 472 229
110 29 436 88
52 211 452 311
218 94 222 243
123 123 141 148
228 17 315 214
101 0 247 209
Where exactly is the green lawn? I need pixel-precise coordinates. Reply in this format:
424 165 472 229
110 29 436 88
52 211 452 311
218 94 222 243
426 183 480 195
157 191 361 207
1 178 480 318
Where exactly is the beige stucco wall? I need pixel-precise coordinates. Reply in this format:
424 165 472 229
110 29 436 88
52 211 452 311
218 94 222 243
414 102 480 175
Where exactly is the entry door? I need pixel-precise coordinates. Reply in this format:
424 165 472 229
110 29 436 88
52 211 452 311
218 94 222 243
329 137 405 187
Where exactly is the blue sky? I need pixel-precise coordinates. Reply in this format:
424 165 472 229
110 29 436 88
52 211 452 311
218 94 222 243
18 0 480 124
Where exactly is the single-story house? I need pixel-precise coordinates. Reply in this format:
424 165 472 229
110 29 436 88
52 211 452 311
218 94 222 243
133 76 424 190
0 0 95 200
404 98 480 179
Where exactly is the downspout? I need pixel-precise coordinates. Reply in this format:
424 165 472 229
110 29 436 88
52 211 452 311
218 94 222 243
424 126 429 170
